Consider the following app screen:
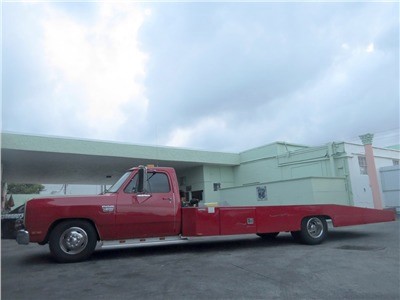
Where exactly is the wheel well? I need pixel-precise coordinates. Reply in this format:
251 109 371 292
320 215 332 224
43 218 100 244
301 215 332 225
303 215 330 220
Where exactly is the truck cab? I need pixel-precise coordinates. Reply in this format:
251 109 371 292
110 166 182 239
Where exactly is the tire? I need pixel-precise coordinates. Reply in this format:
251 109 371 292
49 220 97 263
257 232 280 239
292 216 328 245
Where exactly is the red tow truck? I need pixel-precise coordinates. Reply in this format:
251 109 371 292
17 166 396 263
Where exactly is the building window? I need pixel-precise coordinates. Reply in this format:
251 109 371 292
393 160 399 166
358 156 368 175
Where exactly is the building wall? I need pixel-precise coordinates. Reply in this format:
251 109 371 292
276 143 348 179
233 142 309 185
202 165 234 203
380 165 400 212
344 143 400 208
187 142 352 206
184 142 399 208
176 166 205 200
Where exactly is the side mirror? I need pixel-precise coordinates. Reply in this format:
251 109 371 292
137 166 147 193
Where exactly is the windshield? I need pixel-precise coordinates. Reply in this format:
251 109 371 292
107 171 131 193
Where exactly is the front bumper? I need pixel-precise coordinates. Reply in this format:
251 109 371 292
16 230 30 245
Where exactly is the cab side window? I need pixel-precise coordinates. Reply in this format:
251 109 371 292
124 175 138 193
147 173 170 193
124 172 170 193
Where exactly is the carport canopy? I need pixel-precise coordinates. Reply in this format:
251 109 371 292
1 132 239 185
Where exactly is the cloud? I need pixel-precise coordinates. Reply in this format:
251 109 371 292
2 2 399 151
2 2 150 140
166 117 227 148
41 3 149 138
141 3 399 150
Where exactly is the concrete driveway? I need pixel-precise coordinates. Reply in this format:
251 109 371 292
2 220 399 300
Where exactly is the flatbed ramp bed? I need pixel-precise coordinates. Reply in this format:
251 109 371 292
182 204 396 236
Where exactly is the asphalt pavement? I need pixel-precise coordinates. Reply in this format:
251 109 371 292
1 220 399 300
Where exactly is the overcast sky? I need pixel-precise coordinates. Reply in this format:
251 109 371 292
2 1 399 152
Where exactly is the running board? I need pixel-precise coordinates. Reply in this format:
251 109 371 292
98 236 189 250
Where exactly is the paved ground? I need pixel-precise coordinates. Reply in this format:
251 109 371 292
1 220 399 300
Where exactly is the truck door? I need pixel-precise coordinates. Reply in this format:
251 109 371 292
115 170 178 239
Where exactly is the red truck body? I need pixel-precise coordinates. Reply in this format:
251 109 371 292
182 204 395 236
17 166 396 263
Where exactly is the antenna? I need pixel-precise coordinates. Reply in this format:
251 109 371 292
155 124 160 167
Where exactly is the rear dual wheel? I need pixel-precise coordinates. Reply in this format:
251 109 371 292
291 216 328 245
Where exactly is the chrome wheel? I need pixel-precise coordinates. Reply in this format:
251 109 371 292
306 217 324 239
49 220 97 262
292 216 328 245
59 227 89 255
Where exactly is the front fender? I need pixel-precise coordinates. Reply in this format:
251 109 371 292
24 196 117 243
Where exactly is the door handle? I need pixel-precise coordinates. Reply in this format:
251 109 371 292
137 194 151 198
162 197 173 202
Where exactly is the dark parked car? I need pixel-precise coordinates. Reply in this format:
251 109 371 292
1 205 24 239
